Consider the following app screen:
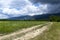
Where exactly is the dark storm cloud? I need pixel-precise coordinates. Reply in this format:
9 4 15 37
30 0 60 13
30 0 60 4
47 4 60 13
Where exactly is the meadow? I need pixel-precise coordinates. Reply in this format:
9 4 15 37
30 22 60 40
0 21 46 35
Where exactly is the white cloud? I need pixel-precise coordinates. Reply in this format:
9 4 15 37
0 0 12 8
3 8 20 14
29 13 35 16
0 0 48 18
0 14 9 19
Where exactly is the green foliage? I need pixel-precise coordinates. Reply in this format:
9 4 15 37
50 15 60 22
0 21 46 34
30 22 60 40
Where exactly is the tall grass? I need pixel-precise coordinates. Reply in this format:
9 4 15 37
0 21 46 34
30 22 60 40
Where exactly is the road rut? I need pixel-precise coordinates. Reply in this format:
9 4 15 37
0 22 53 40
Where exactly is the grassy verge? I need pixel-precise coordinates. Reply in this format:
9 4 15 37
30 22 60 40
0 21 46 34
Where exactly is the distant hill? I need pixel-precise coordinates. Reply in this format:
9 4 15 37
8 15 34 20
33 13 60 20
8 13 60 20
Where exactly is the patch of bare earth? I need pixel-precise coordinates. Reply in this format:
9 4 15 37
0 22 53 40
0 24 44 40
14 22 53 40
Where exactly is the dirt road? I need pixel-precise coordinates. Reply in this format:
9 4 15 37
0 22 53 40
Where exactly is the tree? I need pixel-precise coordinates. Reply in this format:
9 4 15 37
50 15 60 22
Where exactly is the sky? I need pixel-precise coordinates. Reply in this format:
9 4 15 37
0 0 60 19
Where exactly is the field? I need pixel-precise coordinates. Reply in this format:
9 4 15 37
30 22 60 40
0 21 46 35
0 21 60 40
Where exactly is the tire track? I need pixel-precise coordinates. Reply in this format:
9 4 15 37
14 22 53 40
0 23 46 40
0 22 52 40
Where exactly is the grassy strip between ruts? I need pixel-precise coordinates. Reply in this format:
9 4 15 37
0 21 46 35
30 22 60 40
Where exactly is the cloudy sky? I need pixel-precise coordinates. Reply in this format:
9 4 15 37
0 0 60 19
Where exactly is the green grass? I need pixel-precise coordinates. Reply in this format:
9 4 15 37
30 22 60 40
0 21 46 34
